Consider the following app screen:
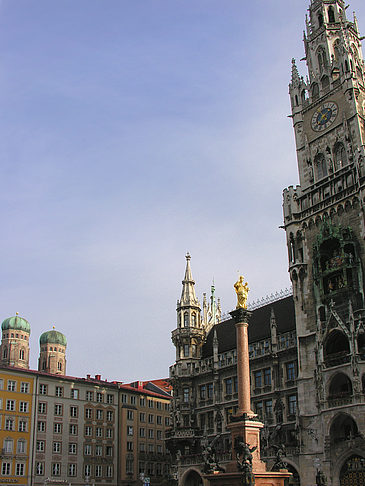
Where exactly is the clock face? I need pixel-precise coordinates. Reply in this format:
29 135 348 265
311 101 339 132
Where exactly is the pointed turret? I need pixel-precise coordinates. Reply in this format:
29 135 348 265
180 253 200 307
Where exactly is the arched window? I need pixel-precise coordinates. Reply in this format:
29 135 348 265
330 414 358 444
328 373 352 400
42 360 46 370
334 142 347 170
314 154 327 180
183 312 188 327
312 83 319 100
19 349 25 360
3 347 8 359
58 361 62 371
328 6 335 23
192 313 196 327
301 89 307 104
324 329 350 360
318 12 324 27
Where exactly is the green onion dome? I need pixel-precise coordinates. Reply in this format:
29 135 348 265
40 328 67 347
2 314 30 333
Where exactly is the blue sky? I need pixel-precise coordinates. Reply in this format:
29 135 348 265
0 1 364 381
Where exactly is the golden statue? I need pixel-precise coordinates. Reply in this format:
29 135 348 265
234 275 249 309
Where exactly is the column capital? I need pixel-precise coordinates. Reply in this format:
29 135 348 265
229 308 252 324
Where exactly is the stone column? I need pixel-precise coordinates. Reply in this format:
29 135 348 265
230 308 253 416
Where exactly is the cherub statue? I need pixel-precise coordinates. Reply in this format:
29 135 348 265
234 276 250 309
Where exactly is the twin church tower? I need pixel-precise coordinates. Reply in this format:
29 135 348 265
0 314 67 375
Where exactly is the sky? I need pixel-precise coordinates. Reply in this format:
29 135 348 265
0 0 364 382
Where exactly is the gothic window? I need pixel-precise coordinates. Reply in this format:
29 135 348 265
312 83 319 100
183 312 188 327
183 387 189 403
301 89 307 104
321 75 330 92
191 313 196 327
318 12 324 27
328 372 352 402
3 347 7 359
324 330 350 365
314 154 327 180
334 142 347 170
183 344 189 357
57 361 62 371
289 233 295 264
329 413 358 444
328 6 335 23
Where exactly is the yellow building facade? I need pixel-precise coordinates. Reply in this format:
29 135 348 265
0 369 35 486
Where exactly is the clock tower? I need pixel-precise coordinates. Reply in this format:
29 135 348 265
283 1 365 484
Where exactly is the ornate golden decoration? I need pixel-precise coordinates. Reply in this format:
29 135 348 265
234 275 249 309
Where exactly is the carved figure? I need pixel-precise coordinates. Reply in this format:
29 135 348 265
235 437 256 485
316 469 327 486
271 444 287 471
202 434 224 474
234 276 250 309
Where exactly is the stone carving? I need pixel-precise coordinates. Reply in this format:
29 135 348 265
202 434 224 474
235 437 256 485
271 444 287 471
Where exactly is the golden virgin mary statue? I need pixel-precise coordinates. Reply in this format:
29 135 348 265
234 275 249 309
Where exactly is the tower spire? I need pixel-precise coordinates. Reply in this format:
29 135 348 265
180 252 199 307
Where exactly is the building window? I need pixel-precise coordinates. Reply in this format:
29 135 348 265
5 418 14 431
38 402 47 414
95 465 102 478
207 383 213 399
264 368 271 386
54 423 62 434
183 344 189 357
85 408 92 419
16 440 25 454
55 386 63 397
18 420 27 432
15 463 25 476
68 464 77 477
107 410 113 421
288 395 297 416
200 384 206 399
184 312 188 327
36 462 44 476
4 439 13 453
96 409 103 420
225 378 233 395
157 430 162 440
86 391 93 401
96 427 102 438
85 426 92 436
20 382 29 393
37 421 46 432
2 462 11 475
36 441 45 452
106 465 113 478
96 392 103 403
53 442 61 453
148 444 154 453
130 396 136 405
106 394 113 404
95 445 102 456
71 389 79 399
255 401 263 419
7 380 16 392
233 376 238 393
39 384 47 395
70 406 78 417
140 412 146 422
148 414 154 424
286 362 296 381
69 424 78 435
165 417 170 426
140 397 146 407
127 441 133 451
127 410 134 420
127 426 133 436
52 463 61 476
148 399 154 408
254 371 262 389
157 415 162 425
121 394 127 403
6 399 15 411
106 446 113 456
69 443 77 454
106 428 113 438
183 387 189 403
84 444 92 455
265 400 273 418
139 427 145 438
84 464 91 477
54 404 63 416
126 459 133 474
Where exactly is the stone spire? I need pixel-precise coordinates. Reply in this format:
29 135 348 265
290 58 301 87
180 253 199 307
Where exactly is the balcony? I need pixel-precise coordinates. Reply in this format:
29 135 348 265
327 395 353 408
324 352 351 368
